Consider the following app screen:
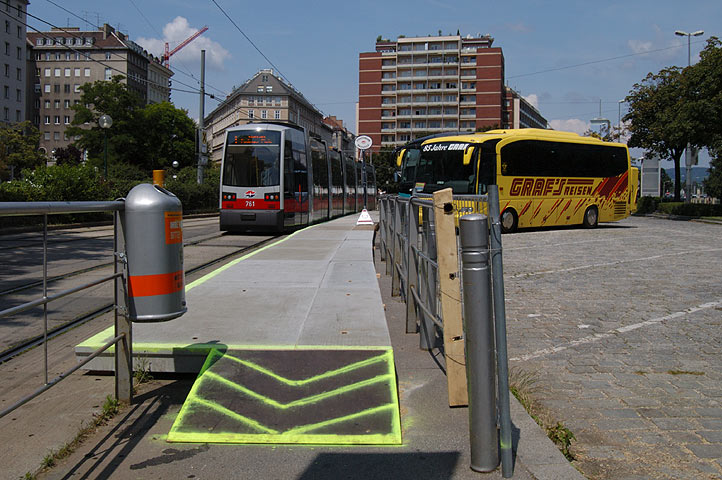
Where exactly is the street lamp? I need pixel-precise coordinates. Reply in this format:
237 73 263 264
618 100 624 139
99 114 113 178
675 29 703 203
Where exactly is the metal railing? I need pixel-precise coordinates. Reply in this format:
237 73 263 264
378 186 513 477
0 201 132 420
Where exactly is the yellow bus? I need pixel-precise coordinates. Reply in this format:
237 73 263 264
396 129 639 233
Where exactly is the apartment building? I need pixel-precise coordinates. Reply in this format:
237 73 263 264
204 69 330 164
27 24 172 156
358 34 548 152
1 0 28 124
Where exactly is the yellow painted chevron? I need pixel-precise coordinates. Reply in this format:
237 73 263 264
168 347 401 445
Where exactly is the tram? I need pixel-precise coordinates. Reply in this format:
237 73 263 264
219 122 376 232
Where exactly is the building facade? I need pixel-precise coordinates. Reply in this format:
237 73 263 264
1 0 28 124
204 69 332 164
358 34 549 152
27 24 173 156
503 87 549 129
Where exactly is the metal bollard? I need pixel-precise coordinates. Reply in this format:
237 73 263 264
459 214 500 473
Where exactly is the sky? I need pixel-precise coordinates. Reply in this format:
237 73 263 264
27 0 720 167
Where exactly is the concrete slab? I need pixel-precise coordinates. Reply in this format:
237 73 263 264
75 215 390 373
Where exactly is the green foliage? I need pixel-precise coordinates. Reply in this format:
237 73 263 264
624 68 687 201
0 121 44 180
657 201 722 217
22 164 113 202
546 422 576 461
372 147 400 193
66 77 196 175
100 395 119 421
164 166 221 213
635 196 660 214
53 145 83 166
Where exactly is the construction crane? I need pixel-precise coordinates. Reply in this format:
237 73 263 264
164 26 209 68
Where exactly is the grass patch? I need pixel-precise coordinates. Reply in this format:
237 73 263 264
509 366 576 461
667 370 704 376
133 357 154 390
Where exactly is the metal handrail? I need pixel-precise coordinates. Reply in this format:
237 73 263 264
0 200 131 420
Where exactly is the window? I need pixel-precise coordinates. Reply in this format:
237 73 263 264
500 141 628 178
3 86 7 98
248 109 254 119
257 86 264 92
64 84 70 93
44 132 50 140
3 63 7 77
54 68 60 77
64 116 70 124
16 88 20 101
64 99 70 108
54 132 60 140
105 52 111 60
54 100 60 109
64 68 70 77
44 116 50 124
73 68 79 77
261 110 267 119
265 85 272 92
274 110 280 120
54 116 60 124
104 68 112 81
5 42 9 55
36 38 44 46
74 84 80 93
247 97 254 105
44 68 50 77
44 100 50 108
261 74 268 82
65 52 71 60
84 68 90 77
16 67 20 80
16 46 20 59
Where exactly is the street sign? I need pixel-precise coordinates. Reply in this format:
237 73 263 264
355 135 372 150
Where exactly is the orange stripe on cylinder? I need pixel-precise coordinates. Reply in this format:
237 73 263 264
128 270 184 297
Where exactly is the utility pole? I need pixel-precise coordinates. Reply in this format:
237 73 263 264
197 50 206 185
675 29 704 203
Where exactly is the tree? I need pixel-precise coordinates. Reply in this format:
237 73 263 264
53 145 83 166
624 68 690 201
703 141 722 199
0 121 44 180
66 75 144 168
683 37 722 147
139 102 196 171
371 147 399 193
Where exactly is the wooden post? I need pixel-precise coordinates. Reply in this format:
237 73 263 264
433 188 468 406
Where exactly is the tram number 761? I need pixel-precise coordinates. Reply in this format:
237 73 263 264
245 200 255 208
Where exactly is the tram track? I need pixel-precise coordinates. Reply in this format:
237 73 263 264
0 233 281 364
0 230 226 299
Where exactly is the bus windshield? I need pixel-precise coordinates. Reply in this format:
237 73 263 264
414 142 476 194
223 130 281 187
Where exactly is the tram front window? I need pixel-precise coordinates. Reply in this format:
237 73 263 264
223 131 281 187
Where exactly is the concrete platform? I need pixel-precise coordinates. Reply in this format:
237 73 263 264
75 214 389 373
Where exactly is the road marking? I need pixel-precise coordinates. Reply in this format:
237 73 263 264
509 248 722 279
511 299 722 362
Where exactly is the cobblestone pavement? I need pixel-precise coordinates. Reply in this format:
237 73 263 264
502 216 722 480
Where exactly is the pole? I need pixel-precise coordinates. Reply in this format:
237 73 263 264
685 34 691 203
103 131 108 178
459 214 499 473
487 185 514 477
197 49 206 185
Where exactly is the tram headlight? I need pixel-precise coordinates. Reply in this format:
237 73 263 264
222 192 236 201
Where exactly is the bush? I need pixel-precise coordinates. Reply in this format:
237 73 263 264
163 166 220 213
658 202 722 217
635 196 660 215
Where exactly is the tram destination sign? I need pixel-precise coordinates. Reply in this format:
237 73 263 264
229 132 279 145
355 135 373 150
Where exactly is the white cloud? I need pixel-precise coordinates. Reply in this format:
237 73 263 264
523 94 539 108
549 118 589 135
136 17 230 71
628 39 653 54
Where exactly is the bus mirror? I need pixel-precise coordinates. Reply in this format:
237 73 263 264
463 145 475 165
396 149 405 167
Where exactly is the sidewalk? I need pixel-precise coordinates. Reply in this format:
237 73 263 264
1 213 582 479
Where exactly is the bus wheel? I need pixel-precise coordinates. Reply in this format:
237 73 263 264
500 208 518 234
583 206 598 228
